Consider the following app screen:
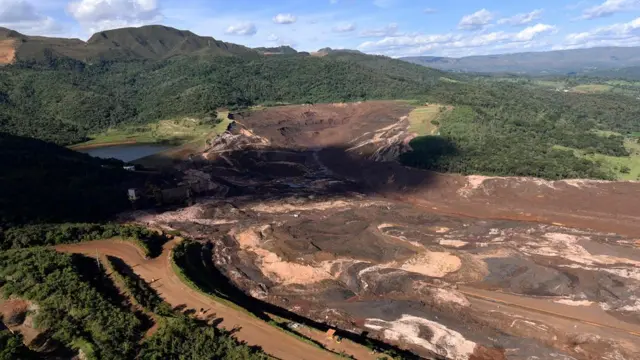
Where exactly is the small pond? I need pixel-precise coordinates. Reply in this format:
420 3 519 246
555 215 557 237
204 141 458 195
77 144 172 162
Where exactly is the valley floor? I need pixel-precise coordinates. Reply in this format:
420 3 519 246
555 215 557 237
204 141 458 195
112 101 640 359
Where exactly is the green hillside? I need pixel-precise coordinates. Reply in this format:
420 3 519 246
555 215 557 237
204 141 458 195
0 48 447 145
0 133 158 225
2 25 640 182
254 46 298 55
0 25 258 64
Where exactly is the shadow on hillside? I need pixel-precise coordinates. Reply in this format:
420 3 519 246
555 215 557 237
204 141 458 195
132 136 458 211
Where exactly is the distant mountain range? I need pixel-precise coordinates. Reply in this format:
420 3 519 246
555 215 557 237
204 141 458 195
401 47 640 75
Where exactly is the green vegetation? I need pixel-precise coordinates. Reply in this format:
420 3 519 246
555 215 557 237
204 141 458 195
1 53 443 146
401 81 640 179
139 316 268 360
4 26 640 181
0 249 143 359
0 331 34 360
407 104 450 135
0 247 270 359
0 223 168 257
106 256 172 315
571 84 612 93
555 138 640 180
73 111 230 148
2 25 257 65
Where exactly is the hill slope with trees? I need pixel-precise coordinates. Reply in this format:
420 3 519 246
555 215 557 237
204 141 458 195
0 25 258 64
1 25 640 182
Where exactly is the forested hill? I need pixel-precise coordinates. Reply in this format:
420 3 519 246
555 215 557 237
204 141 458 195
0 25 258 64
254 46 298 55
0 133 154 225
0 33 448 145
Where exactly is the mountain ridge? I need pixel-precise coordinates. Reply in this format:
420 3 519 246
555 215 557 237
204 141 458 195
401 46 640 74
0 25 258 64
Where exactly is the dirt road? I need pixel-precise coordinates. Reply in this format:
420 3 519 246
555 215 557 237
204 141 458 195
55 239 376 360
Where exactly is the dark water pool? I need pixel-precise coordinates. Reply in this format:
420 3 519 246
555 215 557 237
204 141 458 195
78 144 172 162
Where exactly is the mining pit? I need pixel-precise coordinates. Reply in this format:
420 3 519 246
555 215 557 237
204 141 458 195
130 101 640 359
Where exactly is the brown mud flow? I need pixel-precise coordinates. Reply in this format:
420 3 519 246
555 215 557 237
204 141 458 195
126 101 640 360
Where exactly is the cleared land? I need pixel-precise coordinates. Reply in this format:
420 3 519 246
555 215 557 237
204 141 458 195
406 103 452 136
55 239 376 360
0 39 16 64
555 138 640 180
123 101 640 359
570 84 612 93
71 111 230 149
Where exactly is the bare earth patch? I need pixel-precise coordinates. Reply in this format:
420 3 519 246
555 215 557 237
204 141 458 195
0 39 16 64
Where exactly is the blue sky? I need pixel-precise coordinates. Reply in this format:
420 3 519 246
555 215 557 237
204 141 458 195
1 0 639 57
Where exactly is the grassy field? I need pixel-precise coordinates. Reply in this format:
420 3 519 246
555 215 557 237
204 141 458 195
439 77 460 83
555 139 640 180
134 114 231 168
592 129 623 137
407 104 452 136
570 84 612 93
71 111 230 148
533 80 564 88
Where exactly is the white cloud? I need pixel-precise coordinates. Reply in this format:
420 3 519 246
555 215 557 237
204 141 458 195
332 22 356 33
272 13 296 24
582 0 640 19
67 0 162 32
498 9 543 26
0 0 61 35
458 9 493 31
358 23 557 56
560 16 640 47
267 33 278 41
423 8 437 14
225 21 257 36
359 23 399 37
514 23 557 41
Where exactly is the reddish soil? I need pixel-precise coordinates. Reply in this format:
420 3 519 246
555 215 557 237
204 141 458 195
233 101 413 148
0 39 16 65
0 298 42 346
124 101 640 359
55 240 377 360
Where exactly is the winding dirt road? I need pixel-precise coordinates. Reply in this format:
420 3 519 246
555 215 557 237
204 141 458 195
55 239 376 360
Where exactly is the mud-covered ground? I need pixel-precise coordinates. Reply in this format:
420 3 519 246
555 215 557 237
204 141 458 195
132 101 640 360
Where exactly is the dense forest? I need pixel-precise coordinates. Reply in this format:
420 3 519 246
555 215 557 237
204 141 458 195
0 248 268 360
0 54 442 145
2 47 639 179
401 81 640 179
